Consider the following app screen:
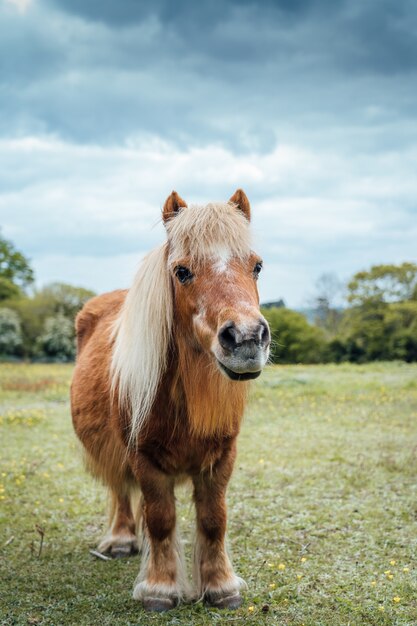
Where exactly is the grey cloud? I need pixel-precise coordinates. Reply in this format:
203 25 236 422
45 0 317 28
0 0 416 150
45 0 417 75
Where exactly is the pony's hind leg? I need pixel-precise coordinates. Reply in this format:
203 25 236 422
97 489 140 558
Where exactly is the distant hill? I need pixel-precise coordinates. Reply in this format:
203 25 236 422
261 300 316 322
261 299 285 309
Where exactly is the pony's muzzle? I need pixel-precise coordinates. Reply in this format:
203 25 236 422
216 318 270 380
218 319 270 353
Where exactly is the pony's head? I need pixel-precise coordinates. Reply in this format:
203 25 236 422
163 190 270 381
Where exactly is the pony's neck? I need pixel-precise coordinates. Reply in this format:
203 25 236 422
175 333 249 438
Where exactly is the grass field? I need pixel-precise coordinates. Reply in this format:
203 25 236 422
0 362 416 626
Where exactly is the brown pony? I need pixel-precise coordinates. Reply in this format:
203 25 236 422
71 189 270 611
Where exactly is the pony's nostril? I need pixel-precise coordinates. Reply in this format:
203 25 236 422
260 321 270 347
218 322 237 352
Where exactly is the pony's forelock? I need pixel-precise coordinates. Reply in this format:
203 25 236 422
166 202 251 265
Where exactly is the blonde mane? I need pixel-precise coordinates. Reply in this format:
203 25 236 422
111 201 252 443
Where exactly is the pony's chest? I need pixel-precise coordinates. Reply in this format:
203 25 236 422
138 434 231 476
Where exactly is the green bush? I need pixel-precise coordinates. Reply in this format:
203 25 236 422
37 312 76 361
262 307 326 364
330 301 417 363
4 283 95 358
0 307 23 356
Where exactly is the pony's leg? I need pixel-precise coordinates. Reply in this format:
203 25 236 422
192 445 245 609
132 457 187 611
97 490 139 558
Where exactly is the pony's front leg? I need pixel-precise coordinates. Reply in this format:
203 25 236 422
193 445 246 609
132 456 186 611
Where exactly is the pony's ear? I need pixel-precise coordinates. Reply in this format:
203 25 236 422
229 189 251 221
162 191 187 223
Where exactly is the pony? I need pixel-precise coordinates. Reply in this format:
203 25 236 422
71 189 270 611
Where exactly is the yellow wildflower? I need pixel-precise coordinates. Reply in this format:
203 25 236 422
278 563 286 570
269 583 276 589
390 560 396 566
393 596 401 603
248 605 254 612
371 581 376 586
301 557 307 563
403 567 409 573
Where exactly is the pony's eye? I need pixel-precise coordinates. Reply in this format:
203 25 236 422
175 266 194 284
253 262 263 279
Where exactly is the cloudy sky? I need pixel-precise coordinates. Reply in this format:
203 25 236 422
1 0 416 306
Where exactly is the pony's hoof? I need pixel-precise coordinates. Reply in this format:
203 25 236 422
142 596 177 612
110 543 139 559
133 581 180 611
97 535 139 559
205 591 243 610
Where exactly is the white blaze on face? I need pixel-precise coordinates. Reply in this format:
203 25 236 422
194 306 206 324
210 244 232 274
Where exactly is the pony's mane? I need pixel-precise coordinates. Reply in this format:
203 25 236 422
111 201 252 444
110 243 172 446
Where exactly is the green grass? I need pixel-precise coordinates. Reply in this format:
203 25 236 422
0 362 416 625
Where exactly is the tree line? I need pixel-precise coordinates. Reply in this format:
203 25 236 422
0 234 94 361
262 263 417 364
0 232 416 363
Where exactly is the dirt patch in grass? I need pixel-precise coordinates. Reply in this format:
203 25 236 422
1 377 58 393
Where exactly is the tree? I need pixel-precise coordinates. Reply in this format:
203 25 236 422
347 263 417 306
37 312 76 361
4 282 95 358
333 300 417 363
0 276 21 301
384 301 417 362
0 233 34 295
38 283 96 319
315 273 343 307
0 308 22 355
313 273 343 335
